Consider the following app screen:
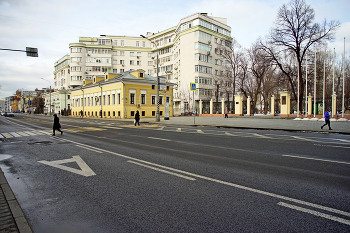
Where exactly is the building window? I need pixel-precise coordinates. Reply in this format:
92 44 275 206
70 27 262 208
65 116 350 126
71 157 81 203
136 41 139 47
137 61 141 65
120 69 124 72
152 95 156 105
107 95 110 105
131 111 135 116
130 52 134 56
120 51 124 56
112 94 115 104
159 96 163 105
130 93 135 104
143 42 146 47
141 94 145 104
152 85 155 90
117 93 121 104
142 111 145 116
130 60 134 65
120 60 124 65
121 40 124 46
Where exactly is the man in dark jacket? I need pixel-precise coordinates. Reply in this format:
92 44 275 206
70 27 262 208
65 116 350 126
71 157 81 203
134 110 140 126
53 114 64 135
321 110 332 130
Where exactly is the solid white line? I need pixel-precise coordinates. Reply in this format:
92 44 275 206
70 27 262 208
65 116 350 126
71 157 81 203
278 202 350 226
127 160 196 181
282 154 350 165
148 137 171 141
292 136 317 142
0 134 4 138
75 145 103 153
56 137 350 219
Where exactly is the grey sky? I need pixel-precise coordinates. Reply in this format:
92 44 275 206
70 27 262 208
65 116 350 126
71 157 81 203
0 0 349 99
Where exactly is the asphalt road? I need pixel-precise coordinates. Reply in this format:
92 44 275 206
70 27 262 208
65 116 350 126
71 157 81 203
1 115 350 232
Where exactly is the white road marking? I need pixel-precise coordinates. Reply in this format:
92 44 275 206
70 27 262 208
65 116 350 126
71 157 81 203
75 145 103 153
157 126 165 130
56 137 350 221
128 161 196 181
315 144 350 149
225 132 235 136
292 136 317 142
176 128 181 132
24 131 38 136
197 130 204 134
17 132 29 136
148 137 171 141
0 134 4 138
282 154 350 165
252 133 272 139
38 155 96 177
278 202 350 226
9 132 21 137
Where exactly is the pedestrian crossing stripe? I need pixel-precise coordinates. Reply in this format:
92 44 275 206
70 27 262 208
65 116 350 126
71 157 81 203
1 133 13 138
0 127 107 138
17 132 30 136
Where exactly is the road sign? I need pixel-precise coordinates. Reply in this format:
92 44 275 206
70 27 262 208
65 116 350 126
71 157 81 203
26 47 38 57
190 83 196 91
28 100 31 105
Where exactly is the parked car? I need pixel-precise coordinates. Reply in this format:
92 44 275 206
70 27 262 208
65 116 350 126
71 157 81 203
0 111 5 116
4 112 15 117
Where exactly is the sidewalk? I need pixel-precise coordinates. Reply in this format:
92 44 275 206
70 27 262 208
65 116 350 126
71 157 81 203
139 116 350 134
0 168 33 233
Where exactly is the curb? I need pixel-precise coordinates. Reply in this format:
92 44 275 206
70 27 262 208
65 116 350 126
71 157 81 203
0 168 33 233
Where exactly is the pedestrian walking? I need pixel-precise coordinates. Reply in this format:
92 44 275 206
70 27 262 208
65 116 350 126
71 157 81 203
321 109 332 130
134 110 140 126
224 107 228 118
52 114 63 136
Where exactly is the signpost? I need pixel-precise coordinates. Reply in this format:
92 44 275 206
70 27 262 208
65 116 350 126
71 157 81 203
190 83 196 124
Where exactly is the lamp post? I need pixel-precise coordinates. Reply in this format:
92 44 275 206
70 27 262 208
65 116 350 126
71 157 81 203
141 34 160 122
41 78 51 116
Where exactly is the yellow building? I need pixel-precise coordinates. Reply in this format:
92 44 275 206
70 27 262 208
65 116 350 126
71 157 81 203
70 69 174 119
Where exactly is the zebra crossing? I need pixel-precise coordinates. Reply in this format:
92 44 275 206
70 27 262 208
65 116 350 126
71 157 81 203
0 127 107 139
0 130 50 138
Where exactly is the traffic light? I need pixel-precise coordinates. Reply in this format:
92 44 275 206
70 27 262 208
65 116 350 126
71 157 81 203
26 47 38 57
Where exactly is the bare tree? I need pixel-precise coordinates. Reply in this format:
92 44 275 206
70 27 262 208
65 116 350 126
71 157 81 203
218 38 245 111
261 0 340 111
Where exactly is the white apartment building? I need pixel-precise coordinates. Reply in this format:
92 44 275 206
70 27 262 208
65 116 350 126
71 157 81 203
54 13 232 115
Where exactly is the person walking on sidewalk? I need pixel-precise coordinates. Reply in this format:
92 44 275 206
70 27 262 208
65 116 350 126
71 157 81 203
53 114 63 136
321 109 332 130
134 110 140 126
224 107 228 118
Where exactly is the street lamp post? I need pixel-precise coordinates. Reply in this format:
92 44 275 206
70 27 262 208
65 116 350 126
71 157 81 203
41 78 51 116
141 35 160 122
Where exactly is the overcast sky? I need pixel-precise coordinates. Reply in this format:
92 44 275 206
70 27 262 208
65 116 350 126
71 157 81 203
0 0 349 99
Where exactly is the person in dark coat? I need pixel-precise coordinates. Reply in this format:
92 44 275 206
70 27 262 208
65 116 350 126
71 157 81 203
134 110 140 126
321 110 332 130
53 114 63 136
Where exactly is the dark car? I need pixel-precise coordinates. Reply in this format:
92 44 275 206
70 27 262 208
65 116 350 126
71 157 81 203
4 112 15 117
